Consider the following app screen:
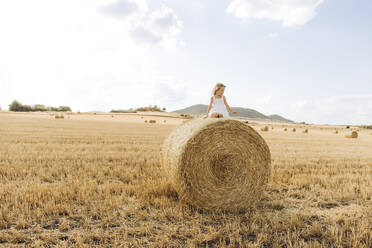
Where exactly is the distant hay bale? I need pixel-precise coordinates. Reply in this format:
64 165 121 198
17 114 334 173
54 114 64 119
163 120 166 123
292 128 296 132
145 120 148 123
334 130 339 134
261 126 269 132
302 129 308 133
160 118 271 211
149 120 156 124
345 131 358 139
284 128 287 131
271 126 274 130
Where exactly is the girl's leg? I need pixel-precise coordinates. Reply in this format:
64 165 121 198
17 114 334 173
211 113 219 118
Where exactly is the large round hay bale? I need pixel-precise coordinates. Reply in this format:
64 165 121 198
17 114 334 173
283 128 287 131
149 120 156 124
334 130 338 134
292 128 296 132
160 118 271 211
302 129 308 133
345 131 358 139
261 126 269 132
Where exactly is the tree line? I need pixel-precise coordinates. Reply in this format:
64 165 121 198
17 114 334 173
110 105 166 113
7 100 71 112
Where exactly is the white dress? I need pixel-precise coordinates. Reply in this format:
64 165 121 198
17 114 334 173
208 95 230 118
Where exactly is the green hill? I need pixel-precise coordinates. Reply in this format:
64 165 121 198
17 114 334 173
172 104 294 123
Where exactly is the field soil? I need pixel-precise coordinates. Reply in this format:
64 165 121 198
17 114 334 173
0 112 371 247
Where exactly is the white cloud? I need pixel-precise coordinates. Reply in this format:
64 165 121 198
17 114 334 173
288 94 372 125
99 0 140 19
227 0 324 27
0 0 186 112
99 1 182 49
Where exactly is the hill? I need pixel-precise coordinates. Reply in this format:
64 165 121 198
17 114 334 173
172 104 294 123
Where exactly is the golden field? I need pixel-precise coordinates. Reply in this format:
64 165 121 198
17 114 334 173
0 112 371 247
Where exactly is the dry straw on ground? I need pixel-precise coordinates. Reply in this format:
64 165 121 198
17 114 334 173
345 131 358 139
261 126 269 132
160 118 271 211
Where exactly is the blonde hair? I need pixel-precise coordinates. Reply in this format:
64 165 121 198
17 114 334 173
212 83 226 96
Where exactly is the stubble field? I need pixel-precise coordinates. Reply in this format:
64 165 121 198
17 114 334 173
0 112 371 247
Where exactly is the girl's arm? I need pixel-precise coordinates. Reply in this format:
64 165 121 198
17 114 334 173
224 96 237 114
206 97 213 115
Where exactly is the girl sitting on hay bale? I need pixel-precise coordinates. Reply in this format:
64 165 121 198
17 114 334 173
203 83 238 119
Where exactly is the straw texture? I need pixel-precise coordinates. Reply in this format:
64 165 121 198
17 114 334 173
160 118 271 211
261 126 269 132
345 131 358 138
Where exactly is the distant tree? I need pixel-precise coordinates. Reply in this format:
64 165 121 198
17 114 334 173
23 104 32 112
162 107 166 111
32 104 46 111
135 105 163 112
9 100 23 111
8 100 71 112
57 106 71 112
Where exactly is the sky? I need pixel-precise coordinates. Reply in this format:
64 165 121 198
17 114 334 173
0 0 371 125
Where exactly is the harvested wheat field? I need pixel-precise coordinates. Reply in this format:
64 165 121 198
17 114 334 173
0 112 372 247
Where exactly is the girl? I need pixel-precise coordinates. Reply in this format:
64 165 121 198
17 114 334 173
203 83 237 119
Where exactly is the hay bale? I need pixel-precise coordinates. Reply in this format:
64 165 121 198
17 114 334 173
160 118 271 211
302 129 308 133
145 120 148 123
284 128 287 131
271 126 274 130
149 120 156 124
163 120 167 123
334 130 338 134
54 114 64 119
345 131 358 139
292 128 296 132
261 126 269 132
